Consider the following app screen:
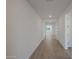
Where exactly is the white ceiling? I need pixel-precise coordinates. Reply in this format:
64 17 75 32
27 0 72 20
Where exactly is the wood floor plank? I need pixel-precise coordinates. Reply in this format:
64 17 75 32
29 39 72 59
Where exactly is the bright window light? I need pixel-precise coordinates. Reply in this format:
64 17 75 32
46 25 52 32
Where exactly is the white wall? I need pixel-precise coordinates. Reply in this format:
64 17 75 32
65 10 72 48
57 3 72 49
57 15 65 48
6 0 42 59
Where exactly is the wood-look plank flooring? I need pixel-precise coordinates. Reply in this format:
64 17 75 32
29 39 72 59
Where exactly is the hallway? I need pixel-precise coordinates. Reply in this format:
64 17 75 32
30 39 71 59
6 0 72 59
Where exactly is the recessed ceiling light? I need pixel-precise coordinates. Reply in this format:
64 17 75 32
49 15 52 18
